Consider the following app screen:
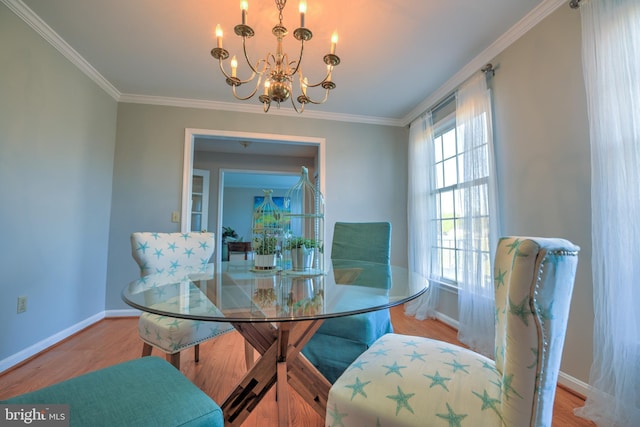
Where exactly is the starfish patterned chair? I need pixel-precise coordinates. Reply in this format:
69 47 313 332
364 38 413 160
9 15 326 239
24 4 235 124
326 236 579 427
131 232 245 370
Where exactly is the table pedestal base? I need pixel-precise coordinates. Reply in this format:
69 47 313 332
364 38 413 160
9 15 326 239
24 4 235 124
221 319 331 427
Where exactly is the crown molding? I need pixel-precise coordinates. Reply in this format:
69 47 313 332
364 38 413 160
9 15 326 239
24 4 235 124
5 0 565 128
119 93 404 127
2 0 121 100
401 0 567 126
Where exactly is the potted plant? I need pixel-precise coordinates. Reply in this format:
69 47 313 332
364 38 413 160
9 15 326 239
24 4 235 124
284 236 320 271
222 226 239 243
253 234 278 269
221 226 239 261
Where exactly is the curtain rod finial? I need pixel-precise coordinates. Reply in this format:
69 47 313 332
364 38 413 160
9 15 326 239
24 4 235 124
569 0 581 9
481 63 495 76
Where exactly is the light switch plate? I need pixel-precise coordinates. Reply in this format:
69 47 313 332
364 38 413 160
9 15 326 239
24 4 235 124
17 296 27 313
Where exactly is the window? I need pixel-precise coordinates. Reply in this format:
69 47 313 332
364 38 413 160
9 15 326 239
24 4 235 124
430 112 491 288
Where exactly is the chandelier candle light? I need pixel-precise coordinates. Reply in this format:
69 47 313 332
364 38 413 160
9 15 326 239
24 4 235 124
211 0 340 113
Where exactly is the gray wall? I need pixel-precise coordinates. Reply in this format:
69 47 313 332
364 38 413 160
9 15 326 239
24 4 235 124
491 5 592 383
0 5 117 362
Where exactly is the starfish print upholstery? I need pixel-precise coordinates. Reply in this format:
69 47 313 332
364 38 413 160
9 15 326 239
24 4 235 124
326 237 579 427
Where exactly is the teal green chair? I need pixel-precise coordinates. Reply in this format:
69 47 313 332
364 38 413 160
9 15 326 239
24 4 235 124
301 222 393 383
1 356 223 427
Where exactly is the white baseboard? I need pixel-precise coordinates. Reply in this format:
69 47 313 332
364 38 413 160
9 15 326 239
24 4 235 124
0 310 142 373
435 311 459 330
558 371 591 397
105 308 141 317
0 312 105 373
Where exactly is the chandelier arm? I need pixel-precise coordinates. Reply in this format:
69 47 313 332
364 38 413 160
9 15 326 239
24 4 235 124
300 67 333 88
218 55 265 87
300 88 330 105
289 40 305 77
217 59 234 80
284 53 292 75
241 37 261 75
233 70 260 86
266 53 276 70
231 74 264 101
290 94 303 113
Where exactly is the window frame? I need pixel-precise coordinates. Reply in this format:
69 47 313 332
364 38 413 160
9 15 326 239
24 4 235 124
429 111 491 289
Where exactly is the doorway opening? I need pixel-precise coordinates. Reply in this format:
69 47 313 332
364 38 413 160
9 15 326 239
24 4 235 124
182 128 326 263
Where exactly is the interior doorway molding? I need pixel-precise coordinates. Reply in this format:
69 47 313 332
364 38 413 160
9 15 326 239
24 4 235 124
181 128 326 250
218 168 300 262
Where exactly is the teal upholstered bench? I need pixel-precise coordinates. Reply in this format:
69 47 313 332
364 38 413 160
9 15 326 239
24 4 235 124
1 356 223 427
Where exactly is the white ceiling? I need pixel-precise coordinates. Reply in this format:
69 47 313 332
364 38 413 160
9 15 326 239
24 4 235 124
6 0 560 126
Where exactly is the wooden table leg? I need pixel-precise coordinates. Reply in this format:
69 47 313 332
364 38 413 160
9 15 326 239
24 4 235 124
277 360 289 427
287 355 331 418
221 342 278 426
276 324 291 427
221 319 330 427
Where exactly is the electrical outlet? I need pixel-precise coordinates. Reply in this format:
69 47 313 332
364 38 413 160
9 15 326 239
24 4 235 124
171 211 180 223
17 296 27 314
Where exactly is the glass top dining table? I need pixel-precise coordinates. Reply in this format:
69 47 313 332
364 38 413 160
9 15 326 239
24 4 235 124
121 259 427 427
121 259 428 323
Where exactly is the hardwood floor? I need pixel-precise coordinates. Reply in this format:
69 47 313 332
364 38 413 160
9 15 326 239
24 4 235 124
0 306 594 426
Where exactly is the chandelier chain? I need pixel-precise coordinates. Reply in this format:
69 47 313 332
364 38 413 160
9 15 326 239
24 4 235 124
276 0 286 24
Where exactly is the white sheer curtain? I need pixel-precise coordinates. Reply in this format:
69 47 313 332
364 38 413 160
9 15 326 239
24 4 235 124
404 112 439 320
455 72 500 357
575 0 640 425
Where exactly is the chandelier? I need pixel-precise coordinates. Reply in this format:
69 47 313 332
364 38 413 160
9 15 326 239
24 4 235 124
211 0 340 113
